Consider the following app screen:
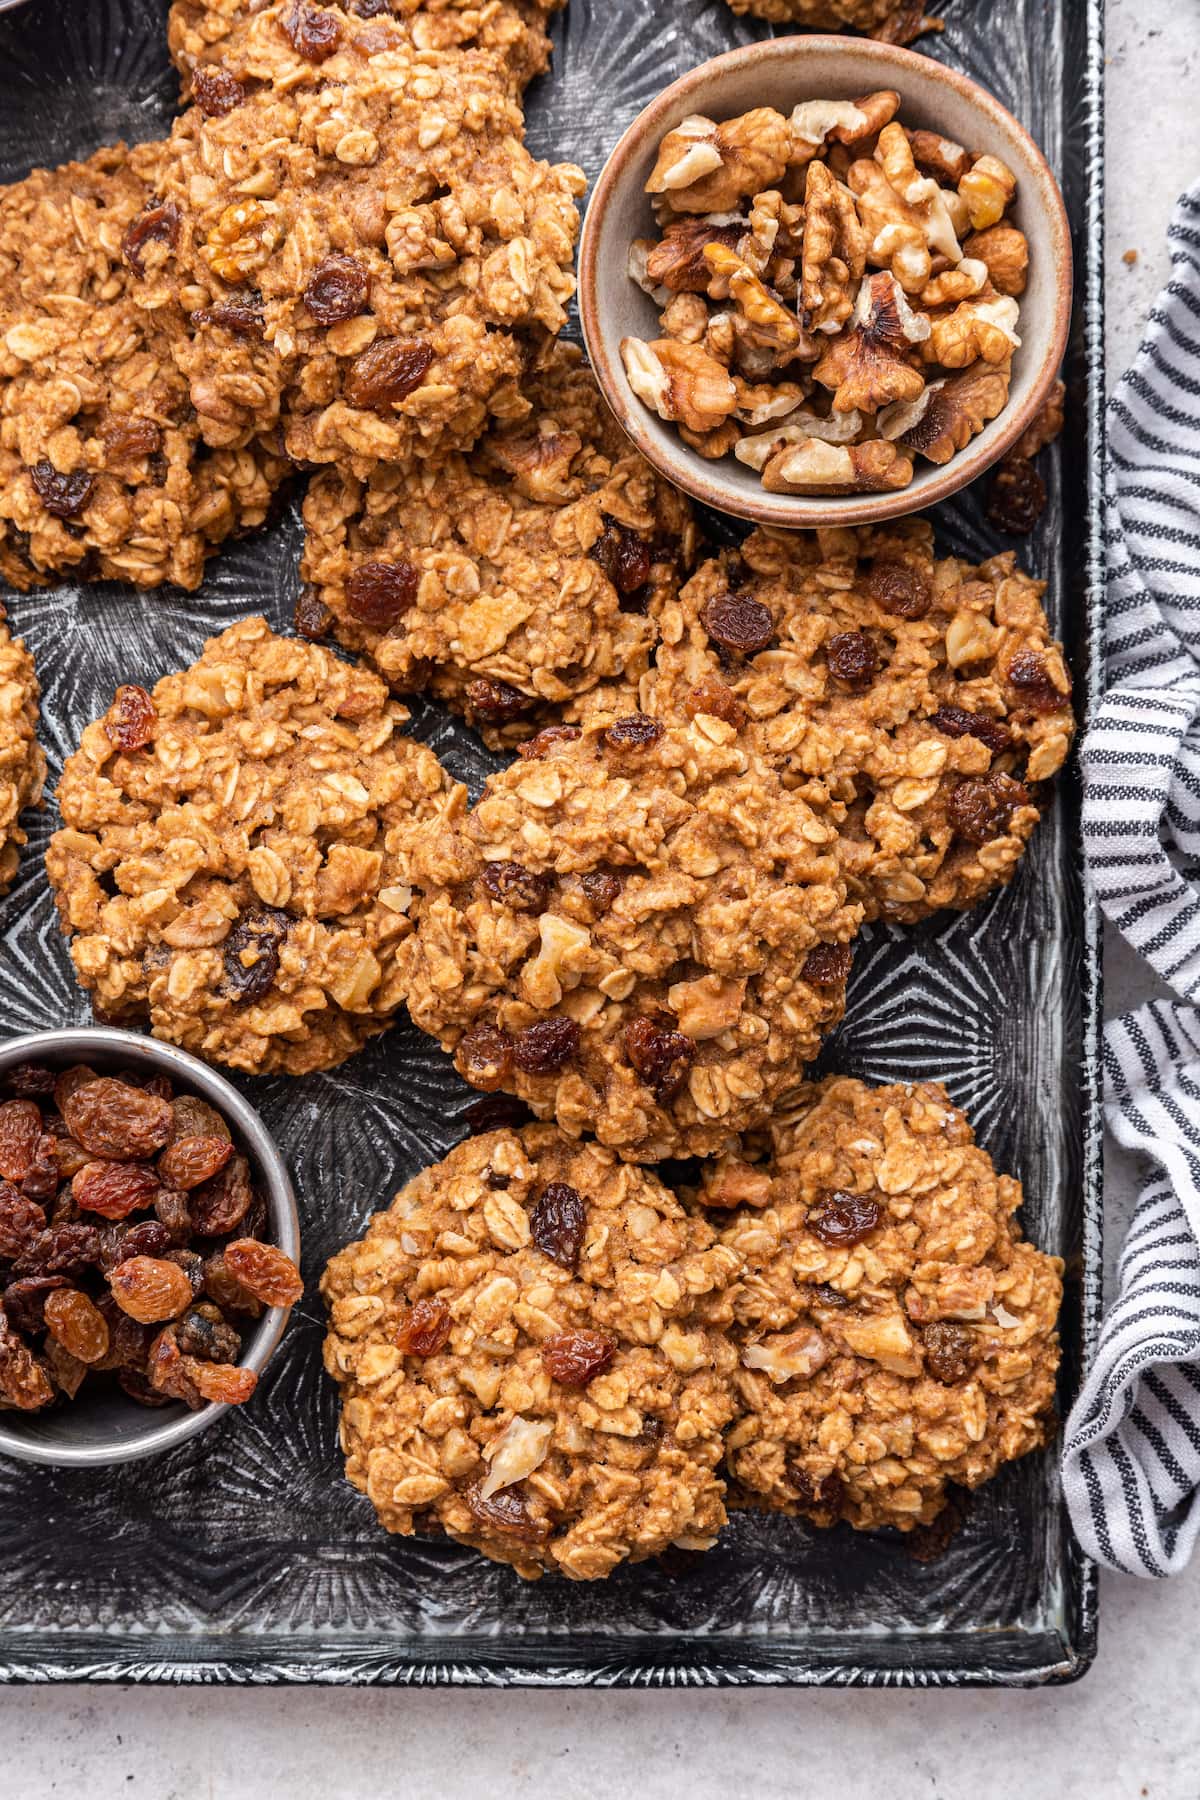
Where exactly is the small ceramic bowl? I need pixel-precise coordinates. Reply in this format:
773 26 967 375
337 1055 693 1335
0 1028 300 1468
579 36 1072 528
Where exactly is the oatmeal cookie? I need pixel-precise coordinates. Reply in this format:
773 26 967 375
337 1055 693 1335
714 1076 1063 1531
322 1124 742 1578
169 0 563 97
0 143 287 592
299 346 695 747
397 715 862 1161
144 19 584 472
46 617 458 1075
587 520 1074 924
0 609 45 894
722 0 936 41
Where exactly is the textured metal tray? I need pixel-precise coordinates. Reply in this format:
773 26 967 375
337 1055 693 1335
0 0 1104 1686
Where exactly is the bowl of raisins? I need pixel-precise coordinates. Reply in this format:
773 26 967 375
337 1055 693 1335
0 1027 302 1466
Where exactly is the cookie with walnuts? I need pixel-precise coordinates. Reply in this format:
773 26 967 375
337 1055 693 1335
169 0 563 99
299 346 695 747
46 617 458 1076
722 0 936 42
711 1075 1063 1532
0 610 45 894
0 143 287 592
396 714 862 1162
585 519 1074 924
322 1124 743 1579
143 16 584 472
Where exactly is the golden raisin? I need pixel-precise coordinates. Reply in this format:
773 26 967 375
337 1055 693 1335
43 1288 110 1365
108 1255 195 1323
223 1238 304 1307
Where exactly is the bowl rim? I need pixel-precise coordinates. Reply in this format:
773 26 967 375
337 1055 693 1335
0 1027 300 1468
578 33 1073 529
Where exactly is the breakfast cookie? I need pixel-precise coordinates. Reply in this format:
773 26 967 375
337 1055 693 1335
144 21 584 472
299 346 695 747
0 143 288 591
0 609 45 894
712 1076 1062 1532
722 0 936 43
322 1124 743 1578
396 715 862 1161
169 0 563 97
46 617 458 1075
585 521 1074 924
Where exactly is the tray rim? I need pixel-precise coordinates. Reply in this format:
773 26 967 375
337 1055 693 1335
0 0 1106 1690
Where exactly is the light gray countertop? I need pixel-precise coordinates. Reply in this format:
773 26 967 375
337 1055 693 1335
5 2 1200 1792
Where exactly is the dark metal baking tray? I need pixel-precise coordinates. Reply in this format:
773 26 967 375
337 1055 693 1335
0 0 1103 1685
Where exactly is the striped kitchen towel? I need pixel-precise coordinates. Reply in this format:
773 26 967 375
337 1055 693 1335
1062 185 1200 1576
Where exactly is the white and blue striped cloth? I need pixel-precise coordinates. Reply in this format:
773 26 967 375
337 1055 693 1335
1063 186 1200 1576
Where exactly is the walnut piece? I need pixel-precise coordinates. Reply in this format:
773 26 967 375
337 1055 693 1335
801 161 869 334
646 110 791 214
761 437 914 494
621 336 738 433
965 224 1029 297
813 271 929 413
897 360 1011 464
1010 377 1065 460
924 294 1021 369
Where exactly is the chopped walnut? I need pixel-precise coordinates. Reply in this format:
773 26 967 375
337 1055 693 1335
813 272 929 414
960 154 1018 230
761 437 913 494
1010 378 1066 460
801 161 869 334
924 294 1021 369
646 110 791 214
702 241 802 365
621 337 738 434
898 360 1011 464
965 225 1029 297
789 92 900 163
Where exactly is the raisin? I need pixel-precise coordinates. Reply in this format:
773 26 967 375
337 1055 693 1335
60 1077 172 1159
987 456 1046 534
604 713 664 750
344 337 434 409
826 631 879 689
464 1481 548 1542
154 1187 193 1242
905 1492 967 1563
223 909 289 1003
529 1182 587 1271
99 1219 174 1272
100 682 158 755
72 1160 159 1220
784 1461 845 1522
807 1191 882 1247
53 1066 96 1113
195 291 264 336
100 417 163 463
281 0 343 59
108 1256 195 1323
929 704 1013 753
480 860 551 913
294 585 333 640
465 678 535 725
922 1320 976 1385
683 674 745 729
20 1135 60 1201
1006 648 1069 714
0 1313 52 1412
0 1099 42 1182
190 1359 257 1405
304 254 370 326
43 1288 109 1365
202 1251 264 1318
464 1093 532 1134
192 64 246 116
12 1221 100 1278
947 773 1027 844
121 201 181 273
93 1294 153 1372
44 1337 88 1399
813 1282 850 1310
517 724 581 760
117 1367 174 1407
353 0 392 13
223 1238 304 1307
5 1064 55 1098
30 462 94 519
1 1276 68 1334
624 1016 695 1102
176 1303 241 1365
396 1297 451 1357
541 1329 616 1387
167 1095 231 1144
802 943 853 988
164 1247 206 1299
189 1153 253 1236
143 1326 202 1406
590 517 652 604
159 1133 233 1192
455 1022 514 1091
866 559 932 620
580 870 621 914
512 1017 580 1075
701 591 774 655
346 559 418 630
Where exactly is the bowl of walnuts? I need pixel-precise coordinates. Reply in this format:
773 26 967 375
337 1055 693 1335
0 1028 302 1467
579 35 1071 527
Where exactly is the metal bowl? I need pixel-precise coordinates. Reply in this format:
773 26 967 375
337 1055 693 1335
0 1027 300 1467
